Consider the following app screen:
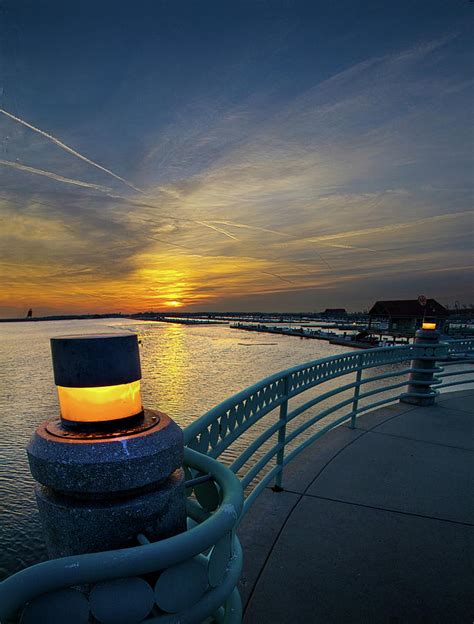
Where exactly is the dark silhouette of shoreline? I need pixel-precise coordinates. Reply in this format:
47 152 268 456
0 313 125 323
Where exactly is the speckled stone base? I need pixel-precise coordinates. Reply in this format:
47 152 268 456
27 409 186 558
27 409 182 493
35 468 186 558
400 393 437 406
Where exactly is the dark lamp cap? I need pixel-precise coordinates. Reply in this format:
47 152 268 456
50 333 141 388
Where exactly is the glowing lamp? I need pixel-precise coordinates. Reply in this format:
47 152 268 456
422 322 437 330
50 333 143 426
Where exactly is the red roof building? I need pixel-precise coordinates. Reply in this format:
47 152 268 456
368 299 448 333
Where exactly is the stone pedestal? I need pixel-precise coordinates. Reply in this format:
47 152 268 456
27 409 186 558
400 329 445 406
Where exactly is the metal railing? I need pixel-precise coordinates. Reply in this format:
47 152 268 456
185 337 473 515
0 447 244 623
1 336 473 623
437 339 474 389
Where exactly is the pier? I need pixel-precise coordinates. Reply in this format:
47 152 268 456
139 316 228 325
231 321 339 341
239 389 474 622
231 322 396 349
1 331 473 623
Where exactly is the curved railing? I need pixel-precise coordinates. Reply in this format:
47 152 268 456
185 337 474 514
436 340 474 389
0 448 244 624
1 336 473 622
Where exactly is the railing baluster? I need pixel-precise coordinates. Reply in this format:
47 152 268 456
273 375 289 492
350 354 363 428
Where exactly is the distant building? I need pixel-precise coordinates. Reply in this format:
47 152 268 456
322 308 347 318
368 299 448 333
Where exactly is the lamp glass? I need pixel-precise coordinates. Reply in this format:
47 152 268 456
57 380 142 423
422 322 437 330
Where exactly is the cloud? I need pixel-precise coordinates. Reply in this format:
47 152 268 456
0 107 144 193
0 159 113 192
300 211 474 244
1 33 472 314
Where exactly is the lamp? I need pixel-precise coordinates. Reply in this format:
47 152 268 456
27 331 186 559
50 333 143 426
422 322 437 330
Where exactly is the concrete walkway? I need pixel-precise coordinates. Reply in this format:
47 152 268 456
238 390 474 624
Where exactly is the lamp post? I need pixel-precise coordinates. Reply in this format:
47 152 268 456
27 333 186 558
400 322 446 406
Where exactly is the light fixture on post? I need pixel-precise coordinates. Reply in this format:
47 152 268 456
27 333 186 558
51 333 143 426
400 321 446 406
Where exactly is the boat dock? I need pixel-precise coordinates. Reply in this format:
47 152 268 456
239 389 474 622
232 322 385 349
136 316 228 325
231 322 416 349
231 322 340 341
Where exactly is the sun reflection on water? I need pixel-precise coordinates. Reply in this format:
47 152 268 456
141 323 190 416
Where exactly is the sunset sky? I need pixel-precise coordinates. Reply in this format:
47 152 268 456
0 1 472 316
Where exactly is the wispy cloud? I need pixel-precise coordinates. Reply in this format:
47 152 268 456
1 30 472 314
0 107 144 193
260 271 295 284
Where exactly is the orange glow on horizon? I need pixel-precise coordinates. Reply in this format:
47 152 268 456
57 380 142 423
0 248 329 316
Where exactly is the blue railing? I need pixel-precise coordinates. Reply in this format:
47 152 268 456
0 448 244 623
185 338 473 513
1 337 473 623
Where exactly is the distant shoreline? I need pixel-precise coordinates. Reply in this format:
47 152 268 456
0 314 125 323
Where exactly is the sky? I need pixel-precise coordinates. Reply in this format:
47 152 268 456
0 0 472 316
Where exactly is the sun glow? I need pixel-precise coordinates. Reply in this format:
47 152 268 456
165 300 183 307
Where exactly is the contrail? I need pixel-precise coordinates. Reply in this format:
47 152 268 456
130 209 242 241
209 220 291 238
0 159 113 192
303 211 473 243
103 196 243 241
195 221 239 240
210 219 379 252
144 234 198 252
0 107 144 193
261 271 295 284
317 241 381 252
0 184 242 243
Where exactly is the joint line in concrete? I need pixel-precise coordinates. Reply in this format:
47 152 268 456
281 491 474 528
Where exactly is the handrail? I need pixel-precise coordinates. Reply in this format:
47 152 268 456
183 344 419 448
185 337 474 515
0 447 244 623
184 345 417 458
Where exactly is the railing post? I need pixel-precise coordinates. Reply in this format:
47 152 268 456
273 375 289 492
350 354 363 428
400 327 446 406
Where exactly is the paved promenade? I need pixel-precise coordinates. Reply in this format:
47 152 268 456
238 390 474 623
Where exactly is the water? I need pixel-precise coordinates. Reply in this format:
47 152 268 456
0 318 350 578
